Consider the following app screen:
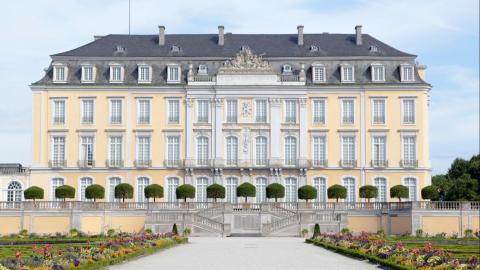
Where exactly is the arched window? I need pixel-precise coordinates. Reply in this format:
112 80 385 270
108 177 121 202
197 136 209 166
285 177 297 202
255 136 267 166
255 177 267 203
137 177 150 202
226 136 238 166
373 177 387 202
284 136 297 165
196 177 208 202
7 181 22 202
51 177 64 201
313 177 327 203
342 177 356 203
79 177 93 201
225 177 238 203
167 177 180 202
403 177 417 201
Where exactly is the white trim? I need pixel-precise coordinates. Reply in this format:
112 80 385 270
402 175 419 201
165 176 182 202
137 64 153 84
340 98 355 125
312 175 328 202
341 175 357 202
109 64 124 83
80 98 95 125
370 63 386 82
81 64 96 83
137 98 151 125
106 175 123 202
371 175 390 202
370 97 387 125
340 64 355 83
311 64 326 83
52 63 68 83
77 176 95 201
167 64 181 84
400 98 416 125
400 64 415 82
312 98 327 125
135 175 151 202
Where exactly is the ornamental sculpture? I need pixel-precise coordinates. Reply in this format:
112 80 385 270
219 46 274 74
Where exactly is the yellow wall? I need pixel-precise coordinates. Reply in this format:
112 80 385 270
81 216 103 234
33 216 70 234
110 216 145 233
0 217 21 235
422 216 460 235
348 216 380 233
390 216 411 235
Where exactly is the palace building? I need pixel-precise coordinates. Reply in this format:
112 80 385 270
28 25 431 204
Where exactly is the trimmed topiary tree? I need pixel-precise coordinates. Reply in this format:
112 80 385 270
55 185 75 202
359 185 378 203
327 184 347 202
390 185 409 202
176 184 195 202
115 183 134 203
145 184 164 202
421 185 439 201
298 185 317 203
236 182 256 203
24 186 44 202
313 223 321 238
85 184 105 202
206 184 225 202
172 223 178 235
266 183 285 202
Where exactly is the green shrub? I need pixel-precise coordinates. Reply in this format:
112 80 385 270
359 185 378 203
85 184 105 202
327 185 347 202
70 228 79 237
421 185 439 201
115 183 134 202
183 227 191 237
464 229 473 238
236 182 256 203
24 186 44 202
390 185 409 202
176 184 195 202
19 229 28 236
377 229 385 237
341 228 350 234
301 228 309 237
55 185 75 202
206 184 225 202
266 183 285 202
144 228 153 234
107 228 116 237
415 229 424 237
298 185 317 203
172 223 178 235
313 224 321 238
145 184 164 202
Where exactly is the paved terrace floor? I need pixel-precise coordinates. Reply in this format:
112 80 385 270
109 237 379 270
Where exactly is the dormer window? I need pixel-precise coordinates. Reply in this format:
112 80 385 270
198 65 208 75
371 64 385 82
167 64 181 83
312 64 326 83
81 65 95 83
53 64 67 83
310 45 319 52
171 45 181 53
400 64 415 82
340 64 354 83
369 45 378 52
282 64 292 74
138 64 152 83
109 64 124 83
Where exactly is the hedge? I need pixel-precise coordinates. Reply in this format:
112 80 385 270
145 184 164 202
266 183 285 202
176 184 195 202
390 185 409 202
115 183 134 202
359 185 378 203
206 184 225 202
23 186 44 202
236 182 256 203
327 185 347 202
298 185 317 202
85 184 105 202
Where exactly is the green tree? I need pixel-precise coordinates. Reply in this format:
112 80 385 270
176 184 195 202
327 185 347 202
390 185 409 202
266 183 285 202
85 184 105 202
359 185 378 203
445 174 480 201
55 185 75 202
447 158 470 179
236 182 256 203
313 223 321 238
24 186 44 202
144 184 164 202
206 184 225 202
298 185 317 203
421 185 439 201
172 223 178 235
115 183 134 203
467 155 480 180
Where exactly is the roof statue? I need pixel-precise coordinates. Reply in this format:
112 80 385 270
219 46 274 74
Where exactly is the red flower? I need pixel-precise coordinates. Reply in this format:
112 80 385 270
15 250 21 260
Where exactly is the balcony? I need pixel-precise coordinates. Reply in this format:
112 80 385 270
49 160 66 168
164 159 182 168
279 74 300 82
184 159 212 168
311 159 328 168
134 160 152 168
78 160 95 168
371 160 388 168
339 160 357 168
106 159 124 168
400 160 418 168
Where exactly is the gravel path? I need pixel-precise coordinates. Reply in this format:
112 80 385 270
109 237 380 270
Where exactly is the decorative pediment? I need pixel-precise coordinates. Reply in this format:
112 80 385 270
219 46 274 74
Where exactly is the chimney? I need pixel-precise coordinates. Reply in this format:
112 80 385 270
158 25 165 46
297 25 304 46
355 25 362 46
218 25 224 46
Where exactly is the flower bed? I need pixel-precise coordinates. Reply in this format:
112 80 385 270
306 232 479 270
0 232 186 270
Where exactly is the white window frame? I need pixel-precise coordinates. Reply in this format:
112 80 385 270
341 98 355 125
255 99 268 123
255 136 268 166
81 65 95 83
52 64 67 83
225 136 239 166
373 176 388 202
137 98 151 124
167 64 181 83
401 98 416 125
371 98 386 125
402 176 418 201
225 177 238 203
342 176 356 203
196 136 210 166
136 135 151 163
400 64 415 82
79 135 95 166
51 135 66 165
166 177 180 202
340 135 356 165
313 176 328 203
340 64 354 83
401 134 417 164
108 136 123 166
371 64 385 82
167 99 180 124
312 64 326 83
198 65 208 75
109 99 123 124
197 99 210 123
52 98 67 125
284 100 297 124
371 135 387 165
284 177 298 202
226 99 238 123
196 177 209 202
109 64 124 83
80 98 95 125
284 136 298 166
78 176 94 201
136 176 151 202
255 177 268 203
50 177 65 201
108 176 122 202
312 135 327 166
138 64 152 83
312 98 326 124
166 135 181 166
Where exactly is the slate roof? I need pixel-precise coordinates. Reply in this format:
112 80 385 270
52 33 415 58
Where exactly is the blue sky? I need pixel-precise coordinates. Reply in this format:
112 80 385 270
0 0 478 174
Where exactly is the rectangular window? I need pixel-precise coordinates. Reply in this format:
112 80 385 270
371 65 385 82
81 99 94 124
167 66 180 82
372 136 386 166
255 100 267 123
285 100 297 123
109 99 122 124
110 66 122 82
79 136 94 166
313 177 327 202
109 136 122 167
255 178 267 203
341 136 355 166
285 178 298 202
51 136 65 165
372 99 386 124
196 137 209 165
226 177 238 203
401 66 414 82
196 178 209 202
168 99 180 124
79 178 93 201
53 100 66 124
255 137 267 166
284 137 297 166
404 178 417 201
226 137 238 166
82 66 94 82
54 66 66 82
341 66 354 82
167 178 180 202
313 136 326 166
226 100 238 123
374 178 387 202
137 177 150 202
313 99 326 124
138 99 151 124
137 136 151 163
109 177 121 202
342 177 356 203
312 66 326 83
197 100 209 123
138 66 151 82
167 136 180 166
402 136 416 164
402 99 415 124
341 99 354 124
51 178 65 201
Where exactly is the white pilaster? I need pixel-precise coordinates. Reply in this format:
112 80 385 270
185 98 194 161
126 95 132 167
213 98 224 167
269 98 282 166
298 98 308 167
360 90 366 189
